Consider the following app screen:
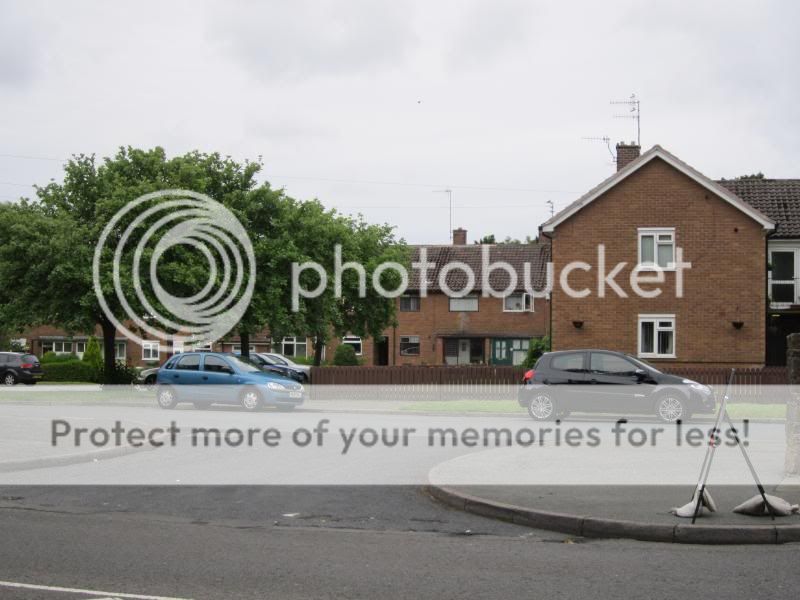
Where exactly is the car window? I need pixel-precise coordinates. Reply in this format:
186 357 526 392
204 355 233 373
175 354 201 371
268 354 288 366
590 353 637 376
227 355 261 373
0 355 7 366
550 353 585 372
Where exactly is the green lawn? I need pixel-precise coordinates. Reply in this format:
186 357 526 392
399 399 787 420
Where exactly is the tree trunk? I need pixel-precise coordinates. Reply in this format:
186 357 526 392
313 335 325 367
99 315 117 384
240 330 251 359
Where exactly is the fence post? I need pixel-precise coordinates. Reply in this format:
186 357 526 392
786 333 800 476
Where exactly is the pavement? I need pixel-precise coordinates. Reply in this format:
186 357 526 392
428 447 800 544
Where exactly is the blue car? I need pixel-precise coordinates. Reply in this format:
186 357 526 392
155 352 306 411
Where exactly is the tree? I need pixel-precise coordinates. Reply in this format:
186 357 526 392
522 336 550 369
474 233 537 244
82 336 103 381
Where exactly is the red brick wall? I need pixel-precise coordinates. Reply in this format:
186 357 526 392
550 158 767 367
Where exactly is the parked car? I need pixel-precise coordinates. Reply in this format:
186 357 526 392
137 366 160 386
0 352 43 386
155 352 306 411
518 349 715 423
250 353 311 383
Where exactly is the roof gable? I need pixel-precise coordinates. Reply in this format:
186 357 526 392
717 178 800 239
541 145 775 233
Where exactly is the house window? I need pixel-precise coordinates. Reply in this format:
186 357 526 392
281 337 307 358
769 249 796 306
399 295 421 312
232 345 256 354
142 341 160 362
53 341 73 355
449 296 479 312
638 315 675 358
399 336 420 356
342 336 363 356
638 228 675 269
503 293 532 312
189 342 213 352
115 342 127 361
75 341 87 359
171 341 184 355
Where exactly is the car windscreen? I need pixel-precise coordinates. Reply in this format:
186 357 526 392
21 354 39 364
226 355 262 373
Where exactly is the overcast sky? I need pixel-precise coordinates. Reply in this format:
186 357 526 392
1 0 798 244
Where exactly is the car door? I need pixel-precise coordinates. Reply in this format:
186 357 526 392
544 352 587 410
201 355 237 403
586 352 646 415
167 354 203 399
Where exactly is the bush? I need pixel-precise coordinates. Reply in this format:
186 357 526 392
41 352 79 364
332 343 359 366
82 336 103 380
41 360 97 382
522 336 550 370
105 361 138 385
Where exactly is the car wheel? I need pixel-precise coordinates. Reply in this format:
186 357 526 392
156 386 178 409
240 388 262 412
2 372 17 386
527 393 557 421
145 375 157 386
655 393 689 423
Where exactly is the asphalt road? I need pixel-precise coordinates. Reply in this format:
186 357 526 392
1 485 799 599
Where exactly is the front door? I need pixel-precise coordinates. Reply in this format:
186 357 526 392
374 336 389 366
458 339 470 364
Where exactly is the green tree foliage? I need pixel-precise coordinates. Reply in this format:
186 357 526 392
332 343 359 366
523 336 551 369
0 146 407 375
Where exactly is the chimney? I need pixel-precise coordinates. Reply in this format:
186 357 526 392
452 228 467 245
616 141 641 171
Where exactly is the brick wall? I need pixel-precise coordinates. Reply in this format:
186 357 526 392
550 157 767 367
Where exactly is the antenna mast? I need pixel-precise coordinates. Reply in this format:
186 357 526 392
434 189 453 240
610 93 641 146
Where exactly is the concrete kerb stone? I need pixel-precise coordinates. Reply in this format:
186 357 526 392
427 484 800 545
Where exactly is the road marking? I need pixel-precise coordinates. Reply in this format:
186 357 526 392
0 580 192 599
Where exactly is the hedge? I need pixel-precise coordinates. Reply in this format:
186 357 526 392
41 360 98 382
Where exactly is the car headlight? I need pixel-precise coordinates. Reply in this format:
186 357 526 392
267 381 288 391
683 379 710 393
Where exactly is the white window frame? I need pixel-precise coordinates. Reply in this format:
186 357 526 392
53 341 74 355
115 342 127 361
142 341 160 362
232 344 256 354
74 341 87 359
449 296 479 312
342 335 363 356
399 335 421 356
171 340 185 355
637 314 676 359
281 336 308 358
638 227 676 270
399 294 421 312
768 243 800 309
502 292 533 313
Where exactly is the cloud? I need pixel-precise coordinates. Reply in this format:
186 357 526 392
0 2 48 87
205 0 417 81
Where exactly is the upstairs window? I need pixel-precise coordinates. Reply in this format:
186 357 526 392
449 296 479 312
142 341 160 362
638 228 675 269
399 295 420 312
503 292 533 312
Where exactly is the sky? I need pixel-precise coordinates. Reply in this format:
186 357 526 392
0 0 798 244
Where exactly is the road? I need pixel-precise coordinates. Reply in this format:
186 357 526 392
1 485 799 599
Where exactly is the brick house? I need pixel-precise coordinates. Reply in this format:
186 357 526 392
716 178 800 365
540 143 775 368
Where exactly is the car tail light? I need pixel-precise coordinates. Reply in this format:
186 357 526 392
523 369 534 382
21 363 35 369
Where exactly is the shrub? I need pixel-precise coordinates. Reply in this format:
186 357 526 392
41 360 97 382
522 336 550 370
82 336 103 380
332 343 359 366
105 361 138 385
41 352 79 364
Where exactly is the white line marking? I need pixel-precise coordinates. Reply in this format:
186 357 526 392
0 580 192 599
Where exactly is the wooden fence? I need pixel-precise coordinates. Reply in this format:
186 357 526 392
309 365 789 403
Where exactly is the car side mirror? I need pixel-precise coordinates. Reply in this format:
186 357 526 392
634 368 647 381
